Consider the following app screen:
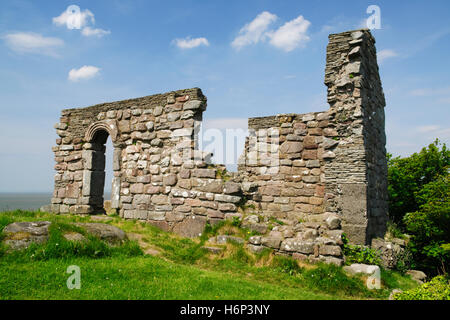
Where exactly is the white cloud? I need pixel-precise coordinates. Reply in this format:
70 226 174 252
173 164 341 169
53 5 110 37
81 27 111 38
2 32 63 56
173 37 210 49
68 65 100 82
231 12 311 52
377 49 398 62
231 11 277 50
53 7 95 30
267 15 311 52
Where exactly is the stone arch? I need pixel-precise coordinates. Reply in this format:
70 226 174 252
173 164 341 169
85 120 118 143
82 120 121 213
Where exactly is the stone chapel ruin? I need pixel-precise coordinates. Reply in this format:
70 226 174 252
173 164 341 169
50 29 388 265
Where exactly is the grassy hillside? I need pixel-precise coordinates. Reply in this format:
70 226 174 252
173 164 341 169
0 210 418 300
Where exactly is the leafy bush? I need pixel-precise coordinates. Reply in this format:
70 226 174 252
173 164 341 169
393 275 450 300
404 175 449 274
387 139 449 226
342 234 381 265
387 140 449 275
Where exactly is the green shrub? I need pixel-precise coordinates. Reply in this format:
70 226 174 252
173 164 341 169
404 175 450 274
342 234 381 265
393 275 450 300
387 139 449 226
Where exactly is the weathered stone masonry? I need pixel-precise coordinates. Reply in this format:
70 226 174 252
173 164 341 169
51 88 243 238
236 29 388 265
50 29 388 264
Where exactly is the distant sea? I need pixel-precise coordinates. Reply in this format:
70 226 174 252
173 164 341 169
0 192 111 211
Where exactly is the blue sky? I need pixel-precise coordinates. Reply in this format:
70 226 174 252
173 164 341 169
0 0 449 192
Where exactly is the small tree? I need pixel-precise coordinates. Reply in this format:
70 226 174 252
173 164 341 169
387 139 449 226
404 175 450 275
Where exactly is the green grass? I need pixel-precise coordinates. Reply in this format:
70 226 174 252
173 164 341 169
0 210 419 300
0 256 337 300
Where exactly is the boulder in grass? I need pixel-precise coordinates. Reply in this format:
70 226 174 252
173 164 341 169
75 223 126 245
63 232 87 242
172 215 207 238
406 270 427 284
202 246 224 254
2 221 51 250
343 263 380 276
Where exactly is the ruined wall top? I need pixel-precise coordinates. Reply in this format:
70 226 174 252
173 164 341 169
325 28 385 108
61 88 206 115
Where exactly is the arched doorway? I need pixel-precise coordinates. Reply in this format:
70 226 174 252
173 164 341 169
83 121 121 214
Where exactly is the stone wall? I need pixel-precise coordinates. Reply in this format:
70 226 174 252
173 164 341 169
50 29 388 263
237 29 388 258
323 29 388 244
51 88 243 237
236 111 345 265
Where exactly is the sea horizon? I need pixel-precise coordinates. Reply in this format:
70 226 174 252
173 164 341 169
0 192 112 211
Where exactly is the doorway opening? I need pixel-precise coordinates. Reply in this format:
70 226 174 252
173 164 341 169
88 129 108 213
83 127 120 214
